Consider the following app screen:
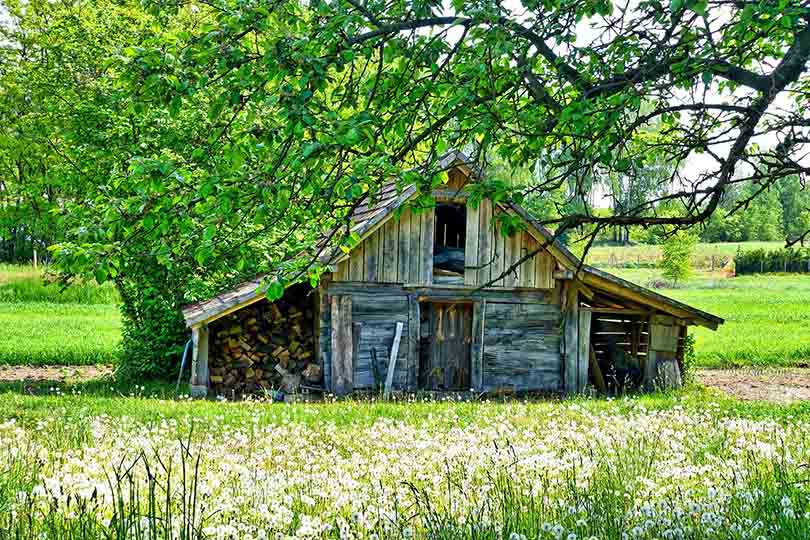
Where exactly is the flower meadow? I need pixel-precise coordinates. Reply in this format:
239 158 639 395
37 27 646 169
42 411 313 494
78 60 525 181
2 399 810 540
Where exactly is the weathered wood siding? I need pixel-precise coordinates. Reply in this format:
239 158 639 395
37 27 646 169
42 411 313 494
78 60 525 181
351 291 412 389
481 301 562 392
334 207 434 285
323 283 418 392
464 202 556 289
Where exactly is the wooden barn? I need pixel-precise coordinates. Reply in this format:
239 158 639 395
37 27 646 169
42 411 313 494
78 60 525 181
181 151 723 399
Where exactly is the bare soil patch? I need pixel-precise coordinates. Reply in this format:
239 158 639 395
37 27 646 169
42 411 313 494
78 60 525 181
0 365 113 383
698 368 810 404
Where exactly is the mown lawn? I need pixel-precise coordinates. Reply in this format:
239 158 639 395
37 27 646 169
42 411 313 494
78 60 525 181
0 303 121 365
613 269 810 368
0 264 120 366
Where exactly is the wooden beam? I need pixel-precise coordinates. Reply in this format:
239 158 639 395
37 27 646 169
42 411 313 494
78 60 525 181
383 322 404 399
190 325 209 398
471 300 485 391
553 269 574 280
331 295 354 396
563 288 579 394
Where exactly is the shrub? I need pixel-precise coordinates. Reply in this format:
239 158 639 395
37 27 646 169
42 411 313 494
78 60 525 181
734 246 810 275
661 230 697 284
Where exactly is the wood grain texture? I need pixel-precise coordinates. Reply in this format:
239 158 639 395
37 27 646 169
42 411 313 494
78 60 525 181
471 300 485 390
482 302 561 392
464 203 480 286
421 208 434 285
398 209 411 282
349 291 411 390
365 229 378 282
407 295 420 390
383 218 398 282
422 304 472 390
577 309 592 392
330 295 354 395
563 288 579 394
191 325 209 388
478 199 492 286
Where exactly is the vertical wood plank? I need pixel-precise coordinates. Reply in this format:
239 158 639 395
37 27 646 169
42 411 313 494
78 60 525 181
501 230 514 287
407 295 419 391
397 209 411 283
335 260 349 281
190 325 209 397
383 218 398 282
365 229 378 282
522 234 537 287
478 200 492 286
331 295 354 395
352 321 363 387
490 218 501 287
577 309 592 392
421 208 434 284
535 248 546 289
349 242 364 281
408 208 422 283
376 225 385 281
471 300 485 391
563 288 579 394
383 322 404 398
464 203 480 286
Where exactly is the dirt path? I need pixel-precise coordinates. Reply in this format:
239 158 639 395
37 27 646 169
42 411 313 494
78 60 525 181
697 368 810 404
0 365 113 383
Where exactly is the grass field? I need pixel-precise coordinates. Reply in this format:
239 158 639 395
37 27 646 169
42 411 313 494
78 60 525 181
587 240 783 269
611 269 810 369
2 387 810 538
0 264 120 366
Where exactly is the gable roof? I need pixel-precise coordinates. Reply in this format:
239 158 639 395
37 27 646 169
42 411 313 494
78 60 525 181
182 150 723 330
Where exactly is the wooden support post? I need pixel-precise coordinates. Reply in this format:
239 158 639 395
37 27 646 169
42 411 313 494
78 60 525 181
577 308 591 392
331 295 354 396
563 288 579 394
470 300 485 391
644 316 682 391
407 295 419 391
190 325 209 398
383 322 404 399
589 345 607 393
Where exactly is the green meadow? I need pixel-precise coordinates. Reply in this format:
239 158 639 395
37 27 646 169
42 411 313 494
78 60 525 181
0 264 120 366
611 268 810 368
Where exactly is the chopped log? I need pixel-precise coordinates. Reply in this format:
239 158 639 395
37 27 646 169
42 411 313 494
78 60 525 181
206 291 319 396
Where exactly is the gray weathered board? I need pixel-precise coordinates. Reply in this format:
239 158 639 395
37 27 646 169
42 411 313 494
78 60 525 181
481 302 562 392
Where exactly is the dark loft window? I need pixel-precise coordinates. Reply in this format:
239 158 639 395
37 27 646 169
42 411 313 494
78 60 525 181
433 204 466 275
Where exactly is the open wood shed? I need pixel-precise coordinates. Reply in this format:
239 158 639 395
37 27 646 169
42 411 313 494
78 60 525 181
181 151 723 398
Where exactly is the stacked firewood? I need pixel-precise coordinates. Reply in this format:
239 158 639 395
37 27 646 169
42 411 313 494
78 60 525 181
208 297 321 395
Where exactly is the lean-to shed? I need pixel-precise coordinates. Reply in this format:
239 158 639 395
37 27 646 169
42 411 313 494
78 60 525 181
182 151 723 398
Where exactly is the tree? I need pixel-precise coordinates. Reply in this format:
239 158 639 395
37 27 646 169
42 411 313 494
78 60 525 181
778 176 810 246
661 230 697 284
5 0 810 378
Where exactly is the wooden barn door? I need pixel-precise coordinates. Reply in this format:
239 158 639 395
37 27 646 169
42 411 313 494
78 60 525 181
421 303 472 390
481 302 561 392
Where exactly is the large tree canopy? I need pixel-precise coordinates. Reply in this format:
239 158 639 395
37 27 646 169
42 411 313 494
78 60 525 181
2 0 810 376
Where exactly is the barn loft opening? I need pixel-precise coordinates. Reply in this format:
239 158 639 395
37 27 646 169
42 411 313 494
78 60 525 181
433 203 466 278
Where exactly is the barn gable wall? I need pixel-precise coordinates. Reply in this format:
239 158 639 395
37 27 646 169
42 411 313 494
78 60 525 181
333 195 557 290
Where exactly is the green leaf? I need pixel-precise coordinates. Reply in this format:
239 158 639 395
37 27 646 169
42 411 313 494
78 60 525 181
266 281 285 301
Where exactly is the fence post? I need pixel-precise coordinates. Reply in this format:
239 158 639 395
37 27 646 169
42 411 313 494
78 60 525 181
33 249 38 270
